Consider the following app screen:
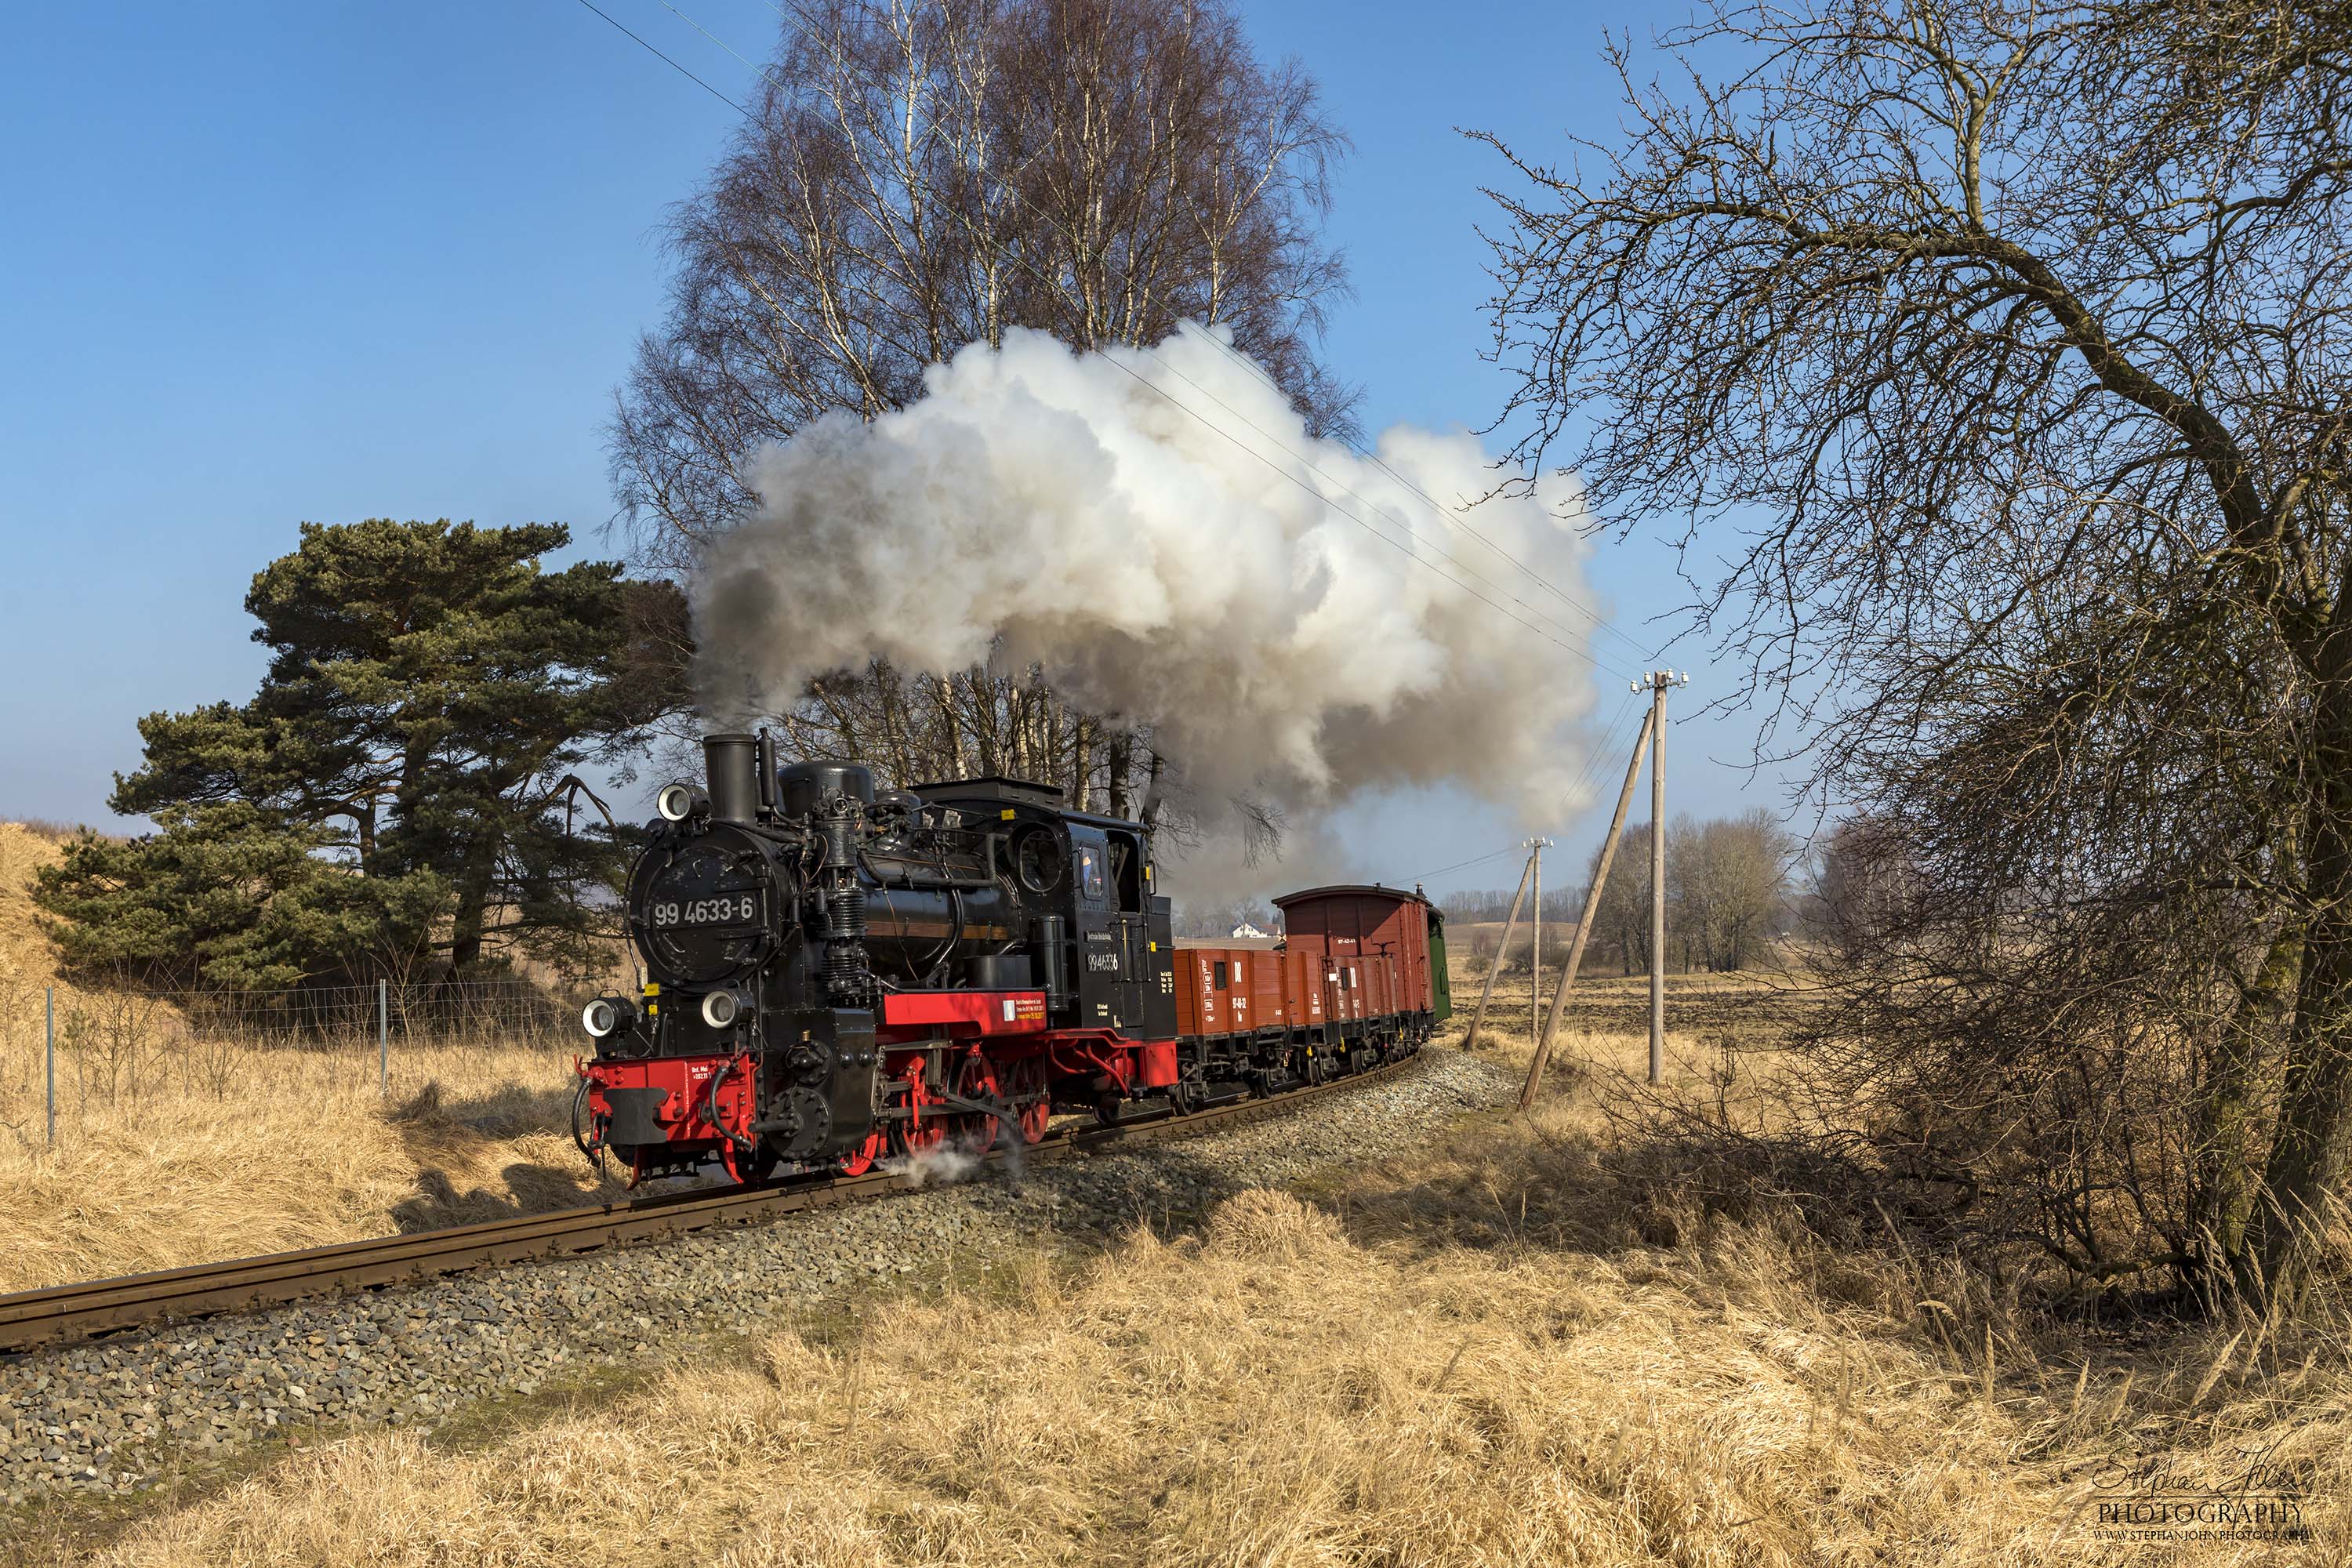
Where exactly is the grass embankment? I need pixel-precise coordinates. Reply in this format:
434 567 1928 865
70 961 2350 1566
0 822 619 1290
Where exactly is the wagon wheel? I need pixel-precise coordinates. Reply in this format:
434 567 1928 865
953 1057 1001 1152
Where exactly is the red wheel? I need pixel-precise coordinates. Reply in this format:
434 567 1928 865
836 1127 887 1176
891 1107 946 1157
889 1057 946 1157
953 1057 1000 1152
1018 1094 1050 1145
887 1058 945 1158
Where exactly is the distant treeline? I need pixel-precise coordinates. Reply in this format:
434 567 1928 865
1442 811 1798 975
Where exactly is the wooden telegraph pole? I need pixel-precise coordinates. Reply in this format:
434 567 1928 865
1646 670 1686 1085
1528 837 1551 1041
1521 708 1655 1108
1460 844 1537 1054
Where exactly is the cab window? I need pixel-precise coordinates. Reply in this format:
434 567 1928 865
1078 845 1104 901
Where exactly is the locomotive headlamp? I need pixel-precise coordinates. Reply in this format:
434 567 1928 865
700 989 746 1029
656 782 711 823
581 995 637 1038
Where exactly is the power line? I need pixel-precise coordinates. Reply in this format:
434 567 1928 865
1559 691 1642 811
1414 696 1640 887
1571 691 1636 791
1110 310 1657 668
573 0 748 112
1413 844 1530 882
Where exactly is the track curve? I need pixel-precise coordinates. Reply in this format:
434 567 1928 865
0 1055 1412 1352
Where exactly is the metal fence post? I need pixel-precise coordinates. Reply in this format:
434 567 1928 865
45 986 56 1145
379 979 389 1096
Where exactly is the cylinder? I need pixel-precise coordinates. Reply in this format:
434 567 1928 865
704 733 760 823
779 760 876 819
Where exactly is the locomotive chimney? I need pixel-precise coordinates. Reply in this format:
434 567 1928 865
702 732 760 823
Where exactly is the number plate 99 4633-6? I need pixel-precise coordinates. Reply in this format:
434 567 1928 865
650 895 757 927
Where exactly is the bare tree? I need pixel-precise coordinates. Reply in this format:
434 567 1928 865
1479 0 2352 1298
1671 811 1795 972
610 0 1352 831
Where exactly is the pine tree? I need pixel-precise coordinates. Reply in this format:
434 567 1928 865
36 519 685 988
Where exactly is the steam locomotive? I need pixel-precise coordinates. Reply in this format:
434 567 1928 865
575 732 1451 1184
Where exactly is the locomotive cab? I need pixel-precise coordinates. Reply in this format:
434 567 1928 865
905 775 1176 1040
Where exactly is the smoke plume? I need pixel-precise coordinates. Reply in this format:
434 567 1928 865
692 325 1600 870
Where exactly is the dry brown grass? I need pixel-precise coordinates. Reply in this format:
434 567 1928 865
0 1031 619 1292
0 823 618 1291
67 956 2346 1565
82 1148 2345 1565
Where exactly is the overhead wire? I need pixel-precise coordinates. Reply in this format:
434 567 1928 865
1410 689 1646 890
1125 338 1613 658
585 0 1650 685
1410 843 1530 883
1561 691 1642 811
573 0 749 111
1083 281 1659 668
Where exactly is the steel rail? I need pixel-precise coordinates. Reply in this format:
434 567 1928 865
0 1054 1414 1353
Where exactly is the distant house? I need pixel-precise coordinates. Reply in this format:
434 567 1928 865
1231 920 1269 939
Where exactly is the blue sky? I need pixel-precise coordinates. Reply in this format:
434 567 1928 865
0 1 1790 899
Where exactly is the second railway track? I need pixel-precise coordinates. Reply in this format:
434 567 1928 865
0 1055 1411 1355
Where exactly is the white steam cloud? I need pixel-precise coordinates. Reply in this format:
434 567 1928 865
692 325 1600 878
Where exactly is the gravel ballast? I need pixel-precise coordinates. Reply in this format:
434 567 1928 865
0 1048 1513 1502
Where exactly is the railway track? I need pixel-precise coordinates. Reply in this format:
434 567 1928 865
0 1054 1412 1354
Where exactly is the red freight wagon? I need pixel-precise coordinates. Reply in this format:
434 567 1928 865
1156 890 1450 1100
1276 884 1445 1018
1283 949 1326 1036
1173 939 1288 1040
1247 948 1287 1029
1174 946 1231 1036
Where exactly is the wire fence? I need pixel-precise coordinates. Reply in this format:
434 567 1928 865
0 978 589 1140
